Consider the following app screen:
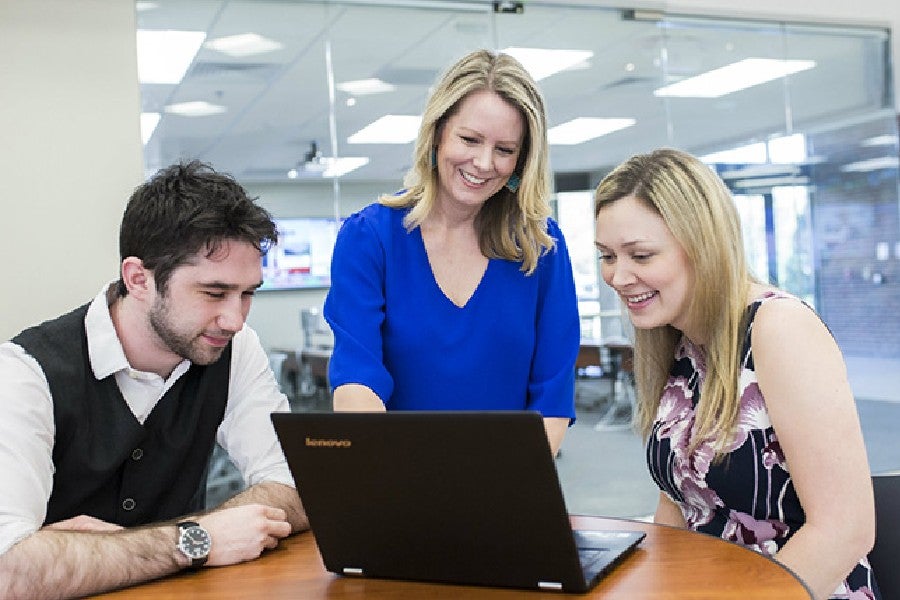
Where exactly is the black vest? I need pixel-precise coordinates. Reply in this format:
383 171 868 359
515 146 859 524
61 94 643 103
12 302 231 526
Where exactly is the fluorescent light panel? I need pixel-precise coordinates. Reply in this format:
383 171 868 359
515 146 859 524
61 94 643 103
137 30 206 84
347 115 421 144
205 33 282 57
841 156 900 172
501 47 593 81
337 78 396 96
164 101 226 116
323 157 370 178
860 134 898 147
548 118 635 145
654 58 816 98
288 157 370 179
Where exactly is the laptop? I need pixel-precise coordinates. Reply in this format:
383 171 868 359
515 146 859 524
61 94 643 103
271 410 645 593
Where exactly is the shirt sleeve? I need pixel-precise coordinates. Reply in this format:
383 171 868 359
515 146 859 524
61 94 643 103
217 326 295 488
525 219 580 420
323 210 394 402
0 343 55 555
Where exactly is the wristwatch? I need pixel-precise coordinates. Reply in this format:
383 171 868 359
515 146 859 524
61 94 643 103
176 520 211 568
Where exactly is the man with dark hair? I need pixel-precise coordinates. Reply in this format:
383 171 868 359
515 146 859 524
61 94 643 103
0 161 307 598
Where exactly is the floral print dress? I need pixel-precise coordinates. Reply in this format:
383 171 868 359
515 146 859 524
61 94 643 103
646 292 880 599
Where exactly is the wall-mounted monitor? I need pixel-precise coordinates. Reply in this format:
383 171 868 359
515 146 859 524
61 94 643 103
260 217 342 291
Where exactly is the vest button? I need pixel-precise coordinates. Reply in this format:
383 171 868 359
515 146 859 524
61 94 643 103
122 498 136 511
131 448 143 461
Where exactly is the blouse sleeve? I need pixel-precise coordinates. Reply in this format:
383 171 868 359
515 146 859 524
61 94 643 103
525 219 580 420
323 210 394 403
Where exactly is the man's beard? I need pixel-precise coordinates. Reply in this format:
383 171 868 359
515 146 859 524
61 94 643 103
148 295 229 365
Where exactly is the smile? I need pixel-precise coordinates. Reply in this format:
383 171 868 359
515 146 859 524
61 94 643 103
625 291 656 304
460 170 487 185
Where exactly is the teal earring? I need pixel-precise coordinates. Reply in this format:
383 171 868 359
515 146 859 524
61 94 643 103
431 147 438 169
506 173 521 193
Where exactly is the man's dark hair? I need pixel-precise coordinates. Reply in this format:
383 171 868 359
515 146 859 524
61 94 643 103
116 160 277 296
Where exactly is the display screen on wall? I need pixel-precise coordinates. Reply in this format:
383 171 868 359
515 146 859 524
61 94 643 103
260 217 342 290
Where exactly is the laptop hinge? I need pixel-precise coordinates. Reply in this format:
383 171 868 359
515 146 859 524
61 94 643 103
538 581 563 591
342 567 364 576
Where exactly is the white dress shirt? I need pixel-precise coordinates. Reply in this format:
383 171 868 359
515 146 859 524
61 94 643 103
0 285 294 554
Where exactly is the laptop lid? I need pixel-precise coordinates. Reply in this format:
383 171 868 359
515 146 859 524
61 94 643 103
272 410 644 593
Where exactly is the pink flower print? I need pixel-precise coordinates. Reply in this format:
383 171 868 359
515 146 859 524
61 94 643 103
846 588 876 600
685 434 716 478
676 471 723 528
658 377 693 424
721 510 789 557
762 433 786 470
723 380 770 453
656 378 694 443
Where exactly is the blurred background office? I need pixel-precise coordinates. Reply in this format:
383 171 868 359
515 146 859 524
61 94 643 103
3 0 898 518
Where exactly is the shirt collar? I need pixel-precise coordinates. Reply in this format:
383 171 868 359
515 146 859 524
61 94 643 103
85 282 191 381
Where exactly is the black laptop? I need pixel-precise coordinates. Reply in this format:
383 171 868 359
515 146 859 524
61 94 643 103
271 410 645 593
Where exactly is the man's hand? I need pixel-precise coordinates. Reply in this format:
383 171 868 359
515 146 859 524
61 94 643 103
197 504 293 566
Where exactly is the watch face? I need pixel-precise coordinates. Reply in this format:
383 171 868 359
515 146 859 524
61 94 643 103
179 525 211 559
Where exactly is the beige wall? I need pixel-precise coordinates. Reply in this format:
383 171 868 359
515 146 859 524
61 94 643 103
0 0 144 341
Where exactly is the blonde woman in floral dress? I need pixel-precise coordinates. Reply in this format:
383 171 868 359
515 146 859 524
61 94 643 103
593 148 879 600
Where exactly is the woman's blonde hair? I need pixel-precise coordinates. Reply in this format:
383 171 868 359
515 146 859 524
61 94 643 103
381 49 553 274
594 148 758 457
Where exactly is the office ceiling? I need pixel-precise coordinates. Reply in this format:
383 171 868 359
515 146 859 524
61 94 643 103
137 0 890 184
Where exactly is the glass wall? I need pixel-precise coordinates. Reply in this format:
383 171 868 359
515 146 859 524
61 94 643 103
137 0 899 512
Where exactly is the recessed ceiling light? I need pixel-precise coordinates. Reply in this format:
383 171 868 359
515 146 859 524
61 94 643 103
164 101 227 117
654 58 815 98
347 115 421 144
337 78 396 96
136 30 206 84
548 118 635 145
501 47 593 81
140 112 160 145
205 33 283 58
323 157 370 178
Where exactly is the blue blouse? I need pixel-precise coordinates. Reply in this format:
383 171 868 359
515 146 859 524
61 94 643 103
324 202 579 418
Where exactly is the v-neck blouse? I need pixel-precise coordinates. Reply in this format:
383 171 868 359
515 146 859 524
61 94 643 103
324 202 580 416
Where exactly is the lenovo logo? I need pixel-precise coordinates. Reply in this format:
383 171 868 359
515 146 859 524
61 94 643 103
305 437 352 448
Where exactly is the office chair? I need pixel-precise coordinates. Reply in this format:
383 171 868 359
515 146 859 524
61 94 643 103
869 471 900 599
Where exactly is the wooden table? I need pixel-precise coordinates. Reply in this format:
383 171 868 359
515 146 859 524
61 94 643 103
96 515 812 599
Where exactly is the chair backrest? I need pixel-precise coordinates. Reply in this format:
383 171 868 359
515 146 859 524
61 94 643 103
870 471 900 599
